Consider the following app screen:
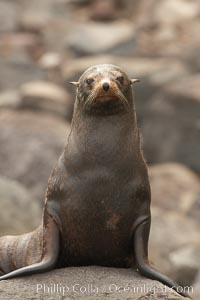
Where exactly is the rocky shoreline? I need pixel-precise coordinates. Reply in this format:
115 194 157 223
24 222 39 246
0 0 199 299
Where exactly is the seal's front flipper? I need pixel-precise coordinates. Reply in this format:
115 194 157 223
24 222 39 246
133 218 191 298
0 216 59 280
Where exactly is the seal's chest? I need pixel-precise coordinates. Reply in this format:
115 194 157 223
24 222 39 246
63 168 134 218
60 188 134 267
59 169 135 264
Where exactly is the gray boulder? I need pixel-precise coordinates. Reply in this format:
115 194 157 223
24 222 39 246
0 1 19 32
148 163 200 286
133 0 200 59
0 90 21 110
0 266 191 299
149 163 200 214
141 74 200 174
149 207 200 282
0 59 46 90
66 21 136 56
19 80 72 119
193 271 200 300
0 110 70 204
0 176 41 236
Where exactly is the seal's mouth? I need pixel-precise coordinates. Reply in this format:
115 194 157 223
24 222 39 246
84 82 129 110
94 95 119 102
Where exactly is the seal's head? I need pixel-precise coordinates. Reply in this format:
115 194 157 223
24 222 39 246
70 64 139 115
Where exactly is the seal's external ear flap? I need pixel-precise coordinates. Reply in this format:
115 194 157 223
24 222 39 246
130 79 140 85
69 81 79 87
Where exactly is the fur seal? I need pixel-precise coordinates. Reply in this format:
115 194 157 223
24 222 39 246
0 64 190 298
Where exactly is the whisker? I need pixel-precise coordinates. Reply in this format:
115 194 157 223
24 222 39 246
84 86 100 109
84 90 95 109
116 89 129 109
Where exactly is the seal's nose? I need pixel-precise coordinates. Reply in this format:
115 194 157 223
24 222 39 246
102 82 110 92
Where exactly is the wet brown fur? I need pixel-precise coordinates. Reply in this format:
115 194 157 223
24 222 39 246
0 65 190 298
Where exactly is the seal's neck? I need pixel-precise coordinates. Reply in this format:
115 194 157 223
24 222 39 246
64 100 140 170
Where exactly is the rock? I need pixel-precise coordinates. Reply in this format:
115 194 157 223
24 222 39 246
130 0 158 26
0 33 44 61
169 245 200 287
67 0 90 5
0 90 21 110
0 266 190 299
193 271 200 300
0 110 70 203
88 0 122 21
19 15 48 34
148 164 200 285
0 58 46 90
19 0 55 33
0 1 19 32
19 80 72 118
66 21 136 56
153 0 199 25
0 176 41 236
164 74 200 104
39 52 63 84
149 207 200 285
39 52 62 71
141 74 200 174
149 163 200 213
133 1 200 58
70 0 141 21
0 33 45 90
187 192 200 221
19 0 72 51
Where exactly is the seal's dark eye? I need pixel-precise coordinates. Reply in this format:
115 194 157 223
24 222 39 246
116 76 124 84
86 78 94 85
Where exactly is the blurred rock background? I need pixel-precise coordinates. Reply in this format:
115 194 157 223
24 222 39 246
0 0 199 298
